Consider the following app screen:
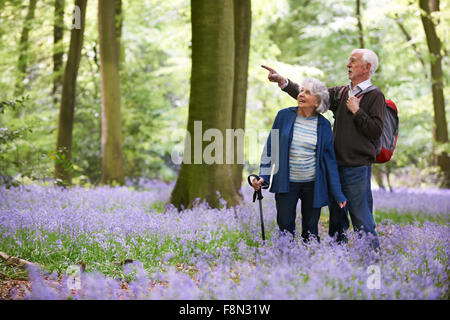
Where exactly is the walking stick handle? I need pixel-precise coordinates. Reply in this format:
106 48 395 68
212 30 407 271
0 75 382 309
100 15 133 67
247 174 269 189
248 174 269 202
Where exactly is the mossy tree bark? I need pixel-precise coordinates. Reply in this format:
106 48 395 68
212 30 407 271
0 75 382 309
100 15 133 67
419 0 449 188
52 0 65 105
170 0 242 210
54 0 87 185
231 0 251 193
98 0 125 185
115 0 125 65
356 0 364 48
15 0 38 96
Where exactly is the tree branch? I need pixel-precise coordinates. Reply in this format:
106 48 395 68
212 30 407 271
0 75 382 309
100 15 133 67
0 251 42 269
393 16 428 78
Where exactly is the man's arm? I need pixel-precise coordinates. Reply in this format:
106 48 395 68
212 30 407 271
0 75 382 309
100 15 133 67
281 79 300 100
327 86 343 113
261 65 343 114
261 65 299 100
283 80 346 115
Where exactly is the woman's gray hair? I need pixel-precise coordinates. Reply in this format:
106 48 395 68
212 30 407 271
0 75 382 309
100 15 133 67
300 77 330 113
351 48 379 76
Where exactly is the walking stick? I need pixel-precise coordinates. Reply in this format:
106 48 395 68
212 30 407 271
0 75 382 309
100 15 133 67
248 174 269 241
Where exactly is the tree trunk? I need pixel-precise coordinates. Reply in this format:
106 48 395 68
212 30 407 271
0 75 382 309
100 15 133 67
386 165 393 192
98 0 125 185
0 1 7 39
231 0 251 193
170 0 240 210
54 0 87 185
0 251 42 269
52 0 65 105
115 0 125 65
372 165 385 189
356 0 364 48
419 0 449 188
15 0 38 96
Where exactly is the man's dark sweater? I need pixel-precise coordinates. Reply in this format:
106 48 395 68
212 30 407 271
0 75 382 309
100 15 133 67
283 80 386 167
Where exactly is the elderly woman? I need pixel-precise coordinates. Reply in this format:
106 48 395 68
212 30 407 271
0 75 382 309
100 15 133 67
252 77 347 242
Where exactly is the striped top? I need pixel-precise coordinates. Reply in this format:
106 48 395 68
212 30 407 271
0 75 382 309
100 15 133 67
289 115 318 182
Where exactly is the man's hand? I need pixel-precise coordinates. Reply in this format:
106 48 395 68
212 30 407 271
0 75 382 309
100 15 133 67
346 96 361 114
251 177 265 191
261 65 287 87
338 200 347 208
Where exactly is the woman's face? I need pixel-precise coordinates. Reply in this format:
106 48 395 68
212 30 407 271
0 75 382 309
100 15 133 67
297 87 319 109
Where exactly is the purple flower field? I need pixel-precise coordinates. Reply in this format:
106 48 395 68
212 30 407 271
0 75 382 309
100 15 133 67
372 187 450 217
0 182 449 299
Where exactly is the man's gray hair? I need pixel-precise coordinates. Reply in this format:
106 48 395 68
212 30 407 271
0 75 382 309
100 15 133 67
300 77 330 114
351 48 379 76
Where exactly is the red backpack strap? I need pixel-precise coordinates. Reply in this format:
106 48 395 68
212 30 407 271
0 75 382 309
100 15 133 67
337 86 349 106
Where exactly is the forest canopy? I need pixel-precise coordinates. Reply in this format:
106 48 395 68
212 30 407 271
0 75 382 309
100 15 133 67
0 0 448 190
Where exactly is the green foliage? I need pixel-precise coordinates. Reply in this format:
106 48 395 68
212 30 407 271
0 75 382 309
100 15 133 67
0 0 448 187
50 147 75 187
0 96 28 114
0 96 34 187
0 127 32 146
375 210 449 226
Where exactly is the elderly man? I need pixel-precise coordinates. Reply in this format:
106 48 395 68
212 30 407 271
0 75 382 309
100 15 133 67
262 49 385 249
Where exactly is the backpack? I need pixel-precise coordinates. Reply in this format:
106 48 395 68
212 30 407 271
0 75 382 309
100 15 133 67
336 85 399 163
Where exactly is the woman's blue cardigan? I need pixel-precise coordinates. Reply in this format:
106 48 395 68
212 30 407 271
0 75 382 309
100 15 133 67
259 107 347 208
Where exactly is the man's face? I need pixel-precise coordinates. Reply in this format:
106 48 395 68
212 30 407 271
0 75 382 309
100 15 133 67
347 52 370 83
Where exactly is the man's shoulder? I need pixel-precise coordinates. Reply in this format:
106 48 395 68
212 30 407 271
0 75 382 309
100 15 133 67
327 86 348 102
328 86 346 95
364 86 385 100
328 85 347 91
367 85 382 93
329 84 383 94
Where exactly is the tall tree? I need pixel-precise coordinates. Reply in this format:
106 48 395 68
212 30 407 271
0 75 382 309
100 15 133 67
231 0 251 192
15 0 38 96
170 0 241 209
419 0 449 188
52 0 65 105
115 0 125 65
356 0 364 48
54 0 87 185
98 0 125 185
